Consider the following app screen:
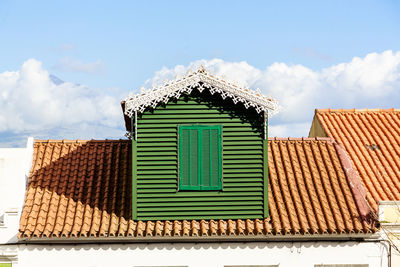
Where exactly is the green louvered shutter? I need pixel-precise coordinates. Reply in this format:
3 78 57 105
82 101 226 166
188 128 199 188
179 125 222 191
0 263 12 267
180 128 190 188
180 127 200 189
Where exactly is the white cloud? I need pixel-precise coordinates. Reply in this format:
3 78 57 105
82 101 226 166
0 59 124 146
54 57 107 74
322 50 400 98
145 50 400 137
2 51 399 147
268 122 312 138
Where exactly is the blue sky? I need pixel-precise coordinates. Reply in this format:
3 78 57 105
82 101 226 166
0 0 399 147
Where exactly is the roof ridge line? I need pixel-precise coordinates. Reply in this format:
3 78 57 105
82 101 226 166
315 108 400 113
34 139 131 143
268 137 334 142
332 141 376 222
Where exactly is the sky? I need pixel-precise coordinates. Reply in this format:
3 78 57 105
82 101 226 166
0 0 399 147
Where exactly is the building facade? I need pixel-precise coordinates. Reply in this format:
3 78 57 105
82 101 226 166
0 70 391 267
309 108 400 266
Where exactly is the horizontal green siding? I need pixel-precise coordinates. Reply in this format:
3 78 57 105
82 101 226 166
135 92 265 220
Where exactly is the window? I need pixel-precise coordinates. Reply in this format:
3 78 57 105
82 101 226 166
178 125 222 191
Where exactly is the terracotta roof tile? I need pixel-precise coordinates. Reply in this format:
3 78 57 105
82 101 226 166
312 109 400 211
18 138 376 240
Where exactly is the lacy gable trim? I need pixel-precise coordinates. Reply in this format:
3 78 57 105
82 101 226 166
124 68 279 117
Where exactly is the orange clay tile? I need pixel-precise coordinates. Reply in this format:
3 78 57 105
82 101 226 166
18 138 376 240
311 109 400 211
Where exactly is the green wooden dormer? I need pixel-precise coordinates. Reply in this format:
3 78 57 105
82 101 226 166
122 67 277 221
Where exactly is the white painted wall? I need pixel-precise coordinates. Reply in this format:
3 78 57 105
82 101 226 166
0 137 33 244
0 148 26 214
8 241 388 267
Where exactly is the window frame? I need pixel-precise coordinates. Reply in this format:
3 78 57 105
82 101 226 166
178 125 223 191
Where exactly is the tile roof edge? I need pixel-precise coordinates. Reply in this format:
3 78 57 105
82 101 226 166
333 141 376 222
34 139 131 144
315 108 400 113
18 232 379 243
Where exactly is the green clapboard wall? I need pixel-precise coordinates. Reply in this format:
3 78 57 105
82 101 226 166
132 89 268 220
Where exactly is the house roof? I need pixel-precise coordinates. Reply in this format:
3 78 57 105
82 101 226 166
19 138 376 241
122 67 278 117
310 108 400 211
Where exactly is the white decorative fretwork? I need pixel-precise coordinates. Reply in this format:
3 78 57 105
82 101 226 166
124 67 278 117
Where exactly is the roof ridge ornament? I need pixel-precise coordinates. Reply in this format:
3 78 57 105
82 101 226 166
124 66 279 117
198 64 207 73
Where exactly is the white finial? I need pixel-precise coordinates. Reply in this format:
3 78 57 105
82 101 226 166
198 65 206 73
